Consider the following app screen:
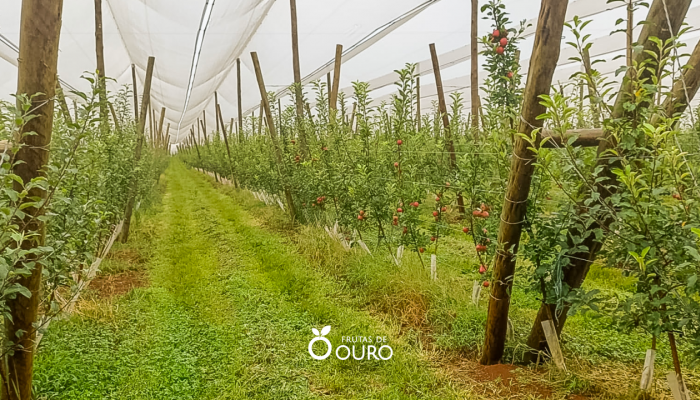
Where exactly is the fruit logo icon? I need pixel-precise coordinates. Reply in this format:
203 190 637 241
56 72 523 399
308 326 332 360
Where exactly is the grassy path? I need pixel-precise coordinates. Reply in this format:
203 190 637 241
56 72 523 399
34 161 468 400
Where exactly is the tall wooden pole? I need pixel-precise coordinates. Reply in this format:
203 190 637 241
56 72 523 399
217 103 234 182
416 75 421 131
480 0 569 366
157 107 166 148
251 52 296 220
131 64 139 121
122 56 155 244
214 91 220 133
430 43 466 216
94 0 108 130
237 58 244 142
627 0 634 67
329 44 343 111
327 72 332 111
109 102 121 133
290 0 308 156
471 0 479 131
4 1 64 398
55 80 73 125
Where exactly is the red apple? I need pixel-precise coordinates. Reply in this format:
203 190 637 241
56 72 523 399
500 37 508 46
433 211 439 217
496 46 504 55
479 265 487 274
483 281 490 287
396 139 403 145
397 208 403 213
463 227 470 234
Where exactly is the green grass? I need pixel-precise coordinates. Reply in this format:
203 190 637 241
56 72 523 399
34 161 471 400
34 160 698 399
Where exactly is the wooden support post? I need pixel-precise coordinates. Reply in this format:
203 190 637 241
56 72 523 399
258 102 263 136
416 75 421 131
524 0 693 363
627 0 634 67
131 64 139 121
237 58 244 142
582 48 601 128
165 123 170 150
330 44 343 111
4 1 64 398
327 72 332 111
190 128 201 161
122 56 155 244
214 91 220 133
55 80 73 125
251 51 296 220
157 107 166 148
217 103 234 182
109 102 121 133
290 0 308 156
541 128 604 148
430 43 466 216
481 0 569 366
94 0 108 130
470 0 479 132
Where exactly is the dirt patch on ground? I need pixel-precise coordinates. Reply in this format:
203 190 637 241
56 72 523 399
107 247 146 265
441 357 555 399
89 270 148 298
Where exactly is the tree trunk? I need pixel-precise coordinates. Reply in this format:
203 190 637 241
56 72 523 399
524 0 693 362
121 57 155 243
480 0 569 366
3 1 64 399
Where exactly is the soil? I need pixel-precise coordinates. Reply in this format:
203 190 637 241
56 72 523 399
89 270 148 298
442 358 555 399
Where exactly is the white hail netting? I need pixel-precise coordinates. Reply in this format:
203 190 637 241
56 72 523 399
1 0 700 147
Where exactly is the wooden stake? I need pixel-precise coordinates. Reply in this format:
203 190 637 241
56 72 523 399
157 107 166 147
214 91 220 133
582 48 601 128
627 0 634 67
122 56 155 244
470 0 479 131
55 80 73 125
290 0 308 156
251 51 296 220
330 44 343 111
237 58 244 141
258 102 263 136
6 1 64 397
218 103 234 181
481 0 569 366
429 43 466 216
327 72 332 111
109 102 121 133
416 75 421 131
94 0 108 129
131 64 139 120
